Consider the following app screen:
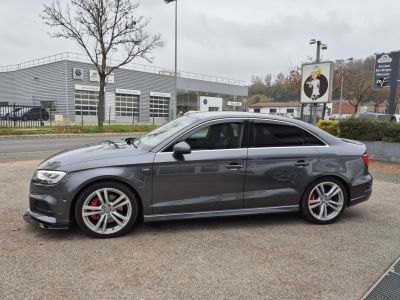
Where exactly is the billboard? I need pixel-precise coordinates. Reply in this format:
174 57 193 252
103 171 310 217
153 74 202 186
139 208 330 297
373 53 394 89
301 62 333 103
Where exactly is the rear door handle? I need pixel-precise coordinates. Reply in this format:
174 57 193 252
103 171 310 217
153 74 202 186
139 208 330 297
226 163 244 170
294 160 310 167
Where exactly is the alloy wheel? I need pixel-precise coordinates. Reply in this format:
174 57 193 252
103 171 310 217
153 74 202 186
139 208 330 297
81 188 132 235
308 182 344 222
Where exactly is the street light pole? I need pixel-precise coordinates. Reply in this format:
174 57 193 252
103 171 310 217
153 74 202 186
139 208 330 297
164 0 178 121
337 58 353 119
339 75 344 119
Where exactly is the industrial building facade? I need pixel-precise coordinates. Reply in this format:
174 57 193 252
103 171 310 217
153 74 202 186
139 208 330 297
0 53 248 124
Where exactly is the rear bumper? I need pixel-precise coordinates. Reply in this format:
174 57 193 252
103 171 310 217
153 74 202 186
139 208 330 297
23 209 68 230
348 174 373 207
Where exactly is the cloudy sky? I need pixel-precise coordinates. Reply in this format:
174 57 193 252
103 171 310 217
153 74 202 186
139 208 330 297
0 0 399 83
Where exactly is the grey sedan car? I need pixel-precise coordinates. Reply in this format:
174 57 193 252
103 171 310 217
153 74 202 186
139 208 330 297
24 112 372 238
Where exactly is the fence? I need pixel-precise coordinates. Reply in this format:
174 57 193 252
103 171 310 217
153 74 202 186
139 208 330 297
0 104 52 127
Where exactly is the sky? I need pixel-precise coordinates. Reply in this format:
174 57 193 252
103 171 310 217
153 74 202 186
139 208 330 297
0 0 399 83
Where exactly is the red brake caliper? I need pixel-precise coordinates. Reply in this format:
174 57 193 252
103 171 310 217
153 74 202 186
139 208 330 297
310 192 317 202
89 198 99 221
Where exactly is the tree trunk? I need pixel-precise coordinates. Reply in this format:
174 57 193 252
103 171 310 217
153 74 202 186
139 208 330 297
98 75 106 127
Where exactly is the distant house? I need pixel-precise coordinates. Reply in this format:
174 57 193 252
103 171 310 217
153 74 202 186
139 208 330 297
330 101 388 119
248 101 301 118
330 101 356 118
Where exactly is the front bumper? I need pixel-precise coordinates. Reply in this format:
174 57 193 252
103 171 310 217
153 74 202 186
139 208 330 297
23 209 68 230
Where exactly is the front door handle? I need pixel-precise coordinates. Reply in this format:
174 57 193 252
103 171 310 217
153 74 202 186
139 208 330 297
294 160 310 167
226 163 244 170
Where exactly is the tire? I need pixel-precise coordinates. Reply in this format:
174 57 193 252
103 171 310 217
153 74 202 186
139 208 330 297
22 115 28 121
300 177 347 224
75 181 139 238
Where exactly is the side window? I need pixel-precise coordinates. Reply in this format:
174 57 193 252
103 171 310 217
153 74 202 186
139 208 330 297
186 122 243 150
303 130 325 146
253 123 324 147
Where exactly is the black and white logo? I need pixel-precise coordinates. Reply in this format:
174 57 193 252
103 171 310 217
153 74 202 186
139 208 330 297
72 68 84 80
203 98 208 105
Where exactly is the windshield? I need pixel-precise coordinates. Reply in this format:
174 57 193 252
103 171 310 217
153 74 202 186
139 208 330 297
133 115 198 150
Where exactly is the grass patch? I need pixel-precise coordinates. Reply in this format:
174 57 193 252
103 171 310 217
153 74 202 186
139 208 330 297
0 124 158 136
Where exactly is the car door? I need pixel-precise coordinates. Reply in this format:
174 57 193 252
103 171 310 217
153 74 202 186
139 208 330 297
152 119 247 214
244 120 323 208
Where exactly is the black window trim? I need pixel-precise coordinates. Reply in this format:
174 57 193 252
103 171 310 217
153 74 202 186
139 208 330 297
250 119 328 148
158 118 247 153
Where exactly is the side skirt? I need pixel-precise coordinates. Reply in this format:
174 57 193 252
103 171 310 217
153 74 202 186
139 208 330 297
144 205 299 222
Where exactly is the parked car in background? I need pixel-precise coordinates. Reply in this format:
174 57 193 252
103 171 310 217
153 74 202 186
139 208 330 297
391 114 400 123
353 112 392 122
6 107 49 121
24 112 372 238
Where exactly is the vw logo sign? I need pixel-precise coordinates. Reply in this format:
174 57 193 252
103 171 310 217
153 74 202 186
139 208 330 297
72 68 83 80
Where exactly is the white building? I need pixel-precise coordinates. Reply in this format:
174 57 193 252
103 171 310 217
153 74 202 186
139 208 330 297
248 102 302 118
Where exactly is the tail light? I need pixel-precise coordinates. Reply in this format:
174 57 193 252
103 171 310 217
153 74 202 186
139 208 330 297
362 153 369 166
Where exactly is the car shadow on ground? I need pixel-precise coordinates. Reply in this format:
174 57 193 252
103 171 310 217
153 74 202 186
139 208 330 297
22 212 303 240
22 208 366 240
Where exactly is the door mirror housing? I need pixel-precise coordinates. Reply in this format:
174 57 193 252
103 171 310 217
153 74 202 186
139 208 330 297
173 141 191 156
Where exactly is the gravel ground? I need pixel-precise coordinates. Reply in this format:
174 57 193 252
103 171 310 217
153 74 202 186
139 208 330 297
0 158 399 300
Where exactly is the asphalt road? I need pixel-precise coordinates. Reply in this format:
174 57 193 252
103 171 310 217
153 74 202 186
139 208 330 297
0 134 133 162
1 136 400 299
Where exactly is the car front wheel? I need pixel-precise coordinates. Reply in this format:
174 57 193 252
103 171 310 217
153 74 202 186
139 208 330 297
75 182 139 238
301 178 346 224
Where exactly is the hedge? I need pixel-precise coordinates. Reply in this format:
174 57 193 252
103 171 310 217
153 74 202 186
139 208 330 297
316 118 400 142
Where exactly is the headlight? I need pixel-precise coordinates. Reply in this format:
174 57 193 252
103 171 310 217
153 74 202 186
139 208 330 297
33 170 66 185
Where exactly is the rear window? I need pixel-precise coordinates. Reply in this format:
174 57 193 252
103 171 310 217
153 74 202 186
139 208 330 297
253 123 325 147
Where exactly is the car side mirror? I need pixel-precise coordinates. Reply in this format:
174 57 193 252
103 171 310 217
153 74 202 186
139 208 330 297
173 141 191 156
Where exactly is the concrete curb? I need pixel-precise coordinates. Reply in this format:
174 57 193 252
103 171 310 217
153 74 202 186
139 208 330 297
0 132 146 140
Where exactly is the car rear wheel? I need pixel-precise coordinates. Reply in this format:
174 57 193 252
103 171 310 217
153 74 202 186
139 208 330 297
75 182 139 238
301 178 346 224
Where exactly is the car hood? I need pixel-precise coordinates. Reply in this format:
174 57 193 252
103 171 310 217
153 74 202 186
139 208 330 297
37 139 149 170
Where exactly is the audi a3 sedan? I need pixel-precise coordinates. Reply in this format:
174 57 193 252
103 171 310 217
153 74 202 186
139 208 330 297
24 112 372 238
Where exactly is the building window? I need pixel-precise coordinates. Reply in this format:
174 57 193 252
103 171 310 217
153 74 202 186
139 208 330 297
254 108 260 113
287 108 294 114
116 93 139 117
269 108 277 114
75 90 99 116
150 96 169 118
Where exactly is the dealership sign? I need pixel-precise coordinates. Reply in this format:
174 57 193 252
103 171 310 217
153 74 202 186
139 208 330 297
74 84 100 92
373 53 394 89
227 101 242 107
90 70 115 84
300 62 333 103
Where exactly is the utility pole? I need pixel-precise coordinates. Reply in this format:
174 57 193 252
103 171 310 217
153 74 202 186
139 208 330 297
164 0 178 121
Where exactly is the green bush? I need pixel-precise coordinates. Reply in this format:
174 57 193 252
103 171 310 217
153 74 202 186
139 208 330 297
316 120 338 136
337 118 400 142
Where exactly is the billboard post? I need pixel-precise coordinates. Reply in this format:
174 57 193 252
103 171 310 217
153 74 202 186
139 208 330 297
373 51 400 115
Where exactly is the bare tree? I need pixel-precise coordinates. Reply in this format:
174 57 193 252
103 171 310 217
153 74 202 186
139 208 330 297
370 89 389 112
344 59 373 113
42 0 164 127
